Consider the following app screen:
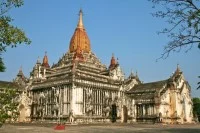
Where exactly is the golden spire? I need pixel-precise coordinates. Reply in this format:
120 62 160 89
77 9 84 29
69 9 91 53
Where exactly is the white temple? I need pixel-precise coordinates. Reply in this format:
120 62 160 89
13 10 193 124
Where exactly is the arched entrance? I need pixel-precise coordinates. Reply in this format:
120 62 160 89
18 104 26 122
111 104 117 122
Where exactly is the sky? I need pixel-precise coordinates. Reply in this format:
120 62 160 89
0 0 200 97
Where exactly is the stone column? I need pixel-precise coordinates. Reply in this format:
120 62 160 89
143 105 145 116
71 85 76 115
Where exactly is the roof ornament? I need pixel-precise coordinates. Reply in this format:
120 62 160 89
77 9 84 29
135 70 142 83
174 63 182 76
17 66 23 75
136 70 139 78
37 56 41 64
109 53 117 69
129 69 134 79
177 64 181 72
42 51 50 68
116 57 119 65
111 53 116 64
131 69 134 76
16 66 25 80
20 65 22 72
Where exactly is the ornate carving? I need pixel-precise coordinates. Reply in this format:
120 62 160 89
85 89 93 115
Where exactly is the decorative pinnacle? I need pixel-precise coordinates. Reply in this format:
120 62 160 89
136 70 138 77
17 65 24 76
37 56 40 64
20 65 22 71
177 64 180 69
131 69 134 75
176 64 181 73
112 53 114 57
77 9 84 29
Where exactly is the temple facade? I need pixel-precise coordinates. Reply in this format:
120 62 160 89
13 10 193 124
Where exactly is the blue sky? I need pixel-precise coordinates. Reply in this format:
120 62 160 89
0 0 200 97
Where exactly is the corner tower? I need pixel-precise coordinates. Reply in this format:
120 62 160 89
42 52 50 68
69 9 91 53
109 54 117 70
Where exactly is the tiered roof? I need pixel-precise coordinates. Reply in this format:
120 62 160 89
31 10 121 90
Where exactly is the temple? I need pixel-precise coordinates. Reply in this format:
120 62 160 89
10 10 193 124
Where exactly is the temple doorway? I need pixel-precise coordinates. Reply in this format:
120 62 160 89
111 104 117 122
18 104 26 122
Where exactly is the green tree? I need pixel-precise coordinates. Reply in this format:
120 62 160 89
0 0 31 72
192 97 200 121
0 86 19 125
150 0 200 59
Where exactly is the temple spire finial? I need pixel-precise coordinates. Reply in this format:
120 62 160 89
17 65 24 77
177 64 180 70
131 69 134 75
175 63 181 75
37 56 41 64
77 9 84 29
109 53 117 69
129 69 134 79
42 51 50 68
20 65 22 72
136 70 139 78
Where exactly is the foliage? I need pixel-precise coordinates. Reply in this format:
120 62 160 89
0 56 5 71
150 0 200 59
0 87 19 124
0 0 31 72
192 97 200 121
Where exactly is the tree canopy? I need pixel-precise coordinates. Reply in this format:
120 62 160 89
150 0 200 59
0 85 19 124
0 0 31 72
192 97 200 121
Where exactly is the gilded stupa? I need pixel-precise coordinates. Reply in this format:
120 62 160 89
69 9 91 53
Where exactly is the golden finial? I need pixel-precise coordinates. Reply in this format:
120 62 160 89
77 9 84 28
